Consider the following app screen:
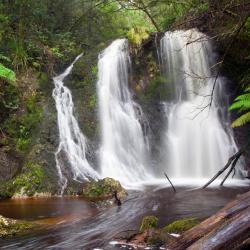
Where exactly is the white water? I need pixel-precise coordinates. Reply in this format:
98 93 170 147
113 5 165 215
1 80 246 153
53 54 99 193
97 39 152 185
160 29 238 178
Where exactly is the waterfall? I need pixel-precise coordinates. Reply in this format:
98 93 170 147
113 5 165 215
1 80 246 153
97 39 152 185
53 54 99 193
160 29 238 179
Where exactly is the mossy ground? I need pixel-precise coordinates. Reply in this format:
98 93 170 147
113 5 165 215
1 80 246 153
163 218 199 233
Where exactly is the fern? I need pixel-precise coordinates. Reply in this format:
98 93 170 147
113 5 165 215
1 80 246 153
230 85 250 127
229 100 250 111
0 63 16 83
231 112 250 128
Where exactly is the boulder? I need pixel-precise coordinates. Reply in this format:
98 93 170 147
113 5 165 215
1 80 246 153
82 177 127 202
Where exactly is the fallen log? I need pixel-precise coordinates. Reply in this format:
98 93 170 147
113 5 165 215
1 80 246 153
165 191 250 250
187 207 250 250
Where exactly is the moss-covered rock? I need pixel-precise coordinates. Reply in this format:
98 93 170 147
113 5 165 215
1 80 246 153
82 177 127 201
0 161 49 199
163 218 199 234
0 215 35 238
140 215 158 233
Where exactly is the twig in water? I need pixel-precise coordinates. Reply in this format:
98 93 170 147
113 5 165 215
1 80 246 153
164 172 176 193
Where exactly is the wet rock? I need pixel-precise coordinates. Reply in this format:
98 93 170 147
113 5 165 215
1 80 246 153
0 215 35 238
82 177 127 202
0 147 20 182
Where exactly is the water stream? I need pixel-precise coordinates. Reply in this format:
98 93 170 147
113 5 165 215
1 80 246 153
52 55 99 193
0 185 249 249
97 39 152 186
160 29 238 178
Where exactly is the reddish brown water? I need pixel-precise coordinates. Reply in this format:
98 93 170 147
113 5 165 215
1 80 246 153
0 185 249 249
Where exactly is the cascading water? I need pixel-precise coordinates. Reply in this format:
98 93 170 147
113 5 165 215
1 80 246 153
53 54 99 193
160 29 238 179
97 39 152 185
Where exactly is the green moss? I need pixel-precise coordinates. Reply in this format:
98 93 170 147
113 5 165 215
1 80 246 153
0 215 35 238
140 216 158 233
144 75 168 101
87 94 97 109
0 162 45 198
13 162 45 196
83 177 127 201
37 72 49 91
163 218 199 234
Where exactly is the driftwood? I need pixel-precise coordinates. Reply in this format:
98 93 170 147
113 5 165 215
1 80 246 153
165 191 250 250
164 172 176 193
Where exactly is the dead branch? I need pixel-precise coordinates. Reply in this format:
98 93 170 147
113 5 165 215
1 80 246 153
164 172 176 192
202 149 243 189
220 152 242 186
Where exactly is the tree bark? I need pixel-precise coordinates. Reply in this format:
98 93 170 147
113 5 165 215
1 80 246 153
165 191 250 250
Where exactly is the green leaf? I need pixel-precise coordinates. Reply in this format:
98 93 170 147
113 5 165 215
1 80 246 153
0 63 16 84
229 100 250 111
231 112 250 128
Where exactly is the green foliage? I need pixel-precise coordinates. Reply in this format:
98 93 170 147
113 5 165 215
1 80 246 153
0 162 45 198
229 86 250 127
37 72 49 91
13 162 45 196
140 215 158 232
127 27 150 46
163 218 199 233
11 41 28 71
0 64 16 83
4 94 43 152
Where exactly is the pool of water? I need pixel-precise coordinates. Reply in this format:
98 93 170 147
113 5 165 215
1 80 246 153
0 183 249 249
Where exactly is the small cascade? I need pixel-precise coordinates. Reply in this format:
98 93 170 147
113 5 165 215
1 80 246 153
97 39 152 185
53 54 99 193
160 29 238 178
